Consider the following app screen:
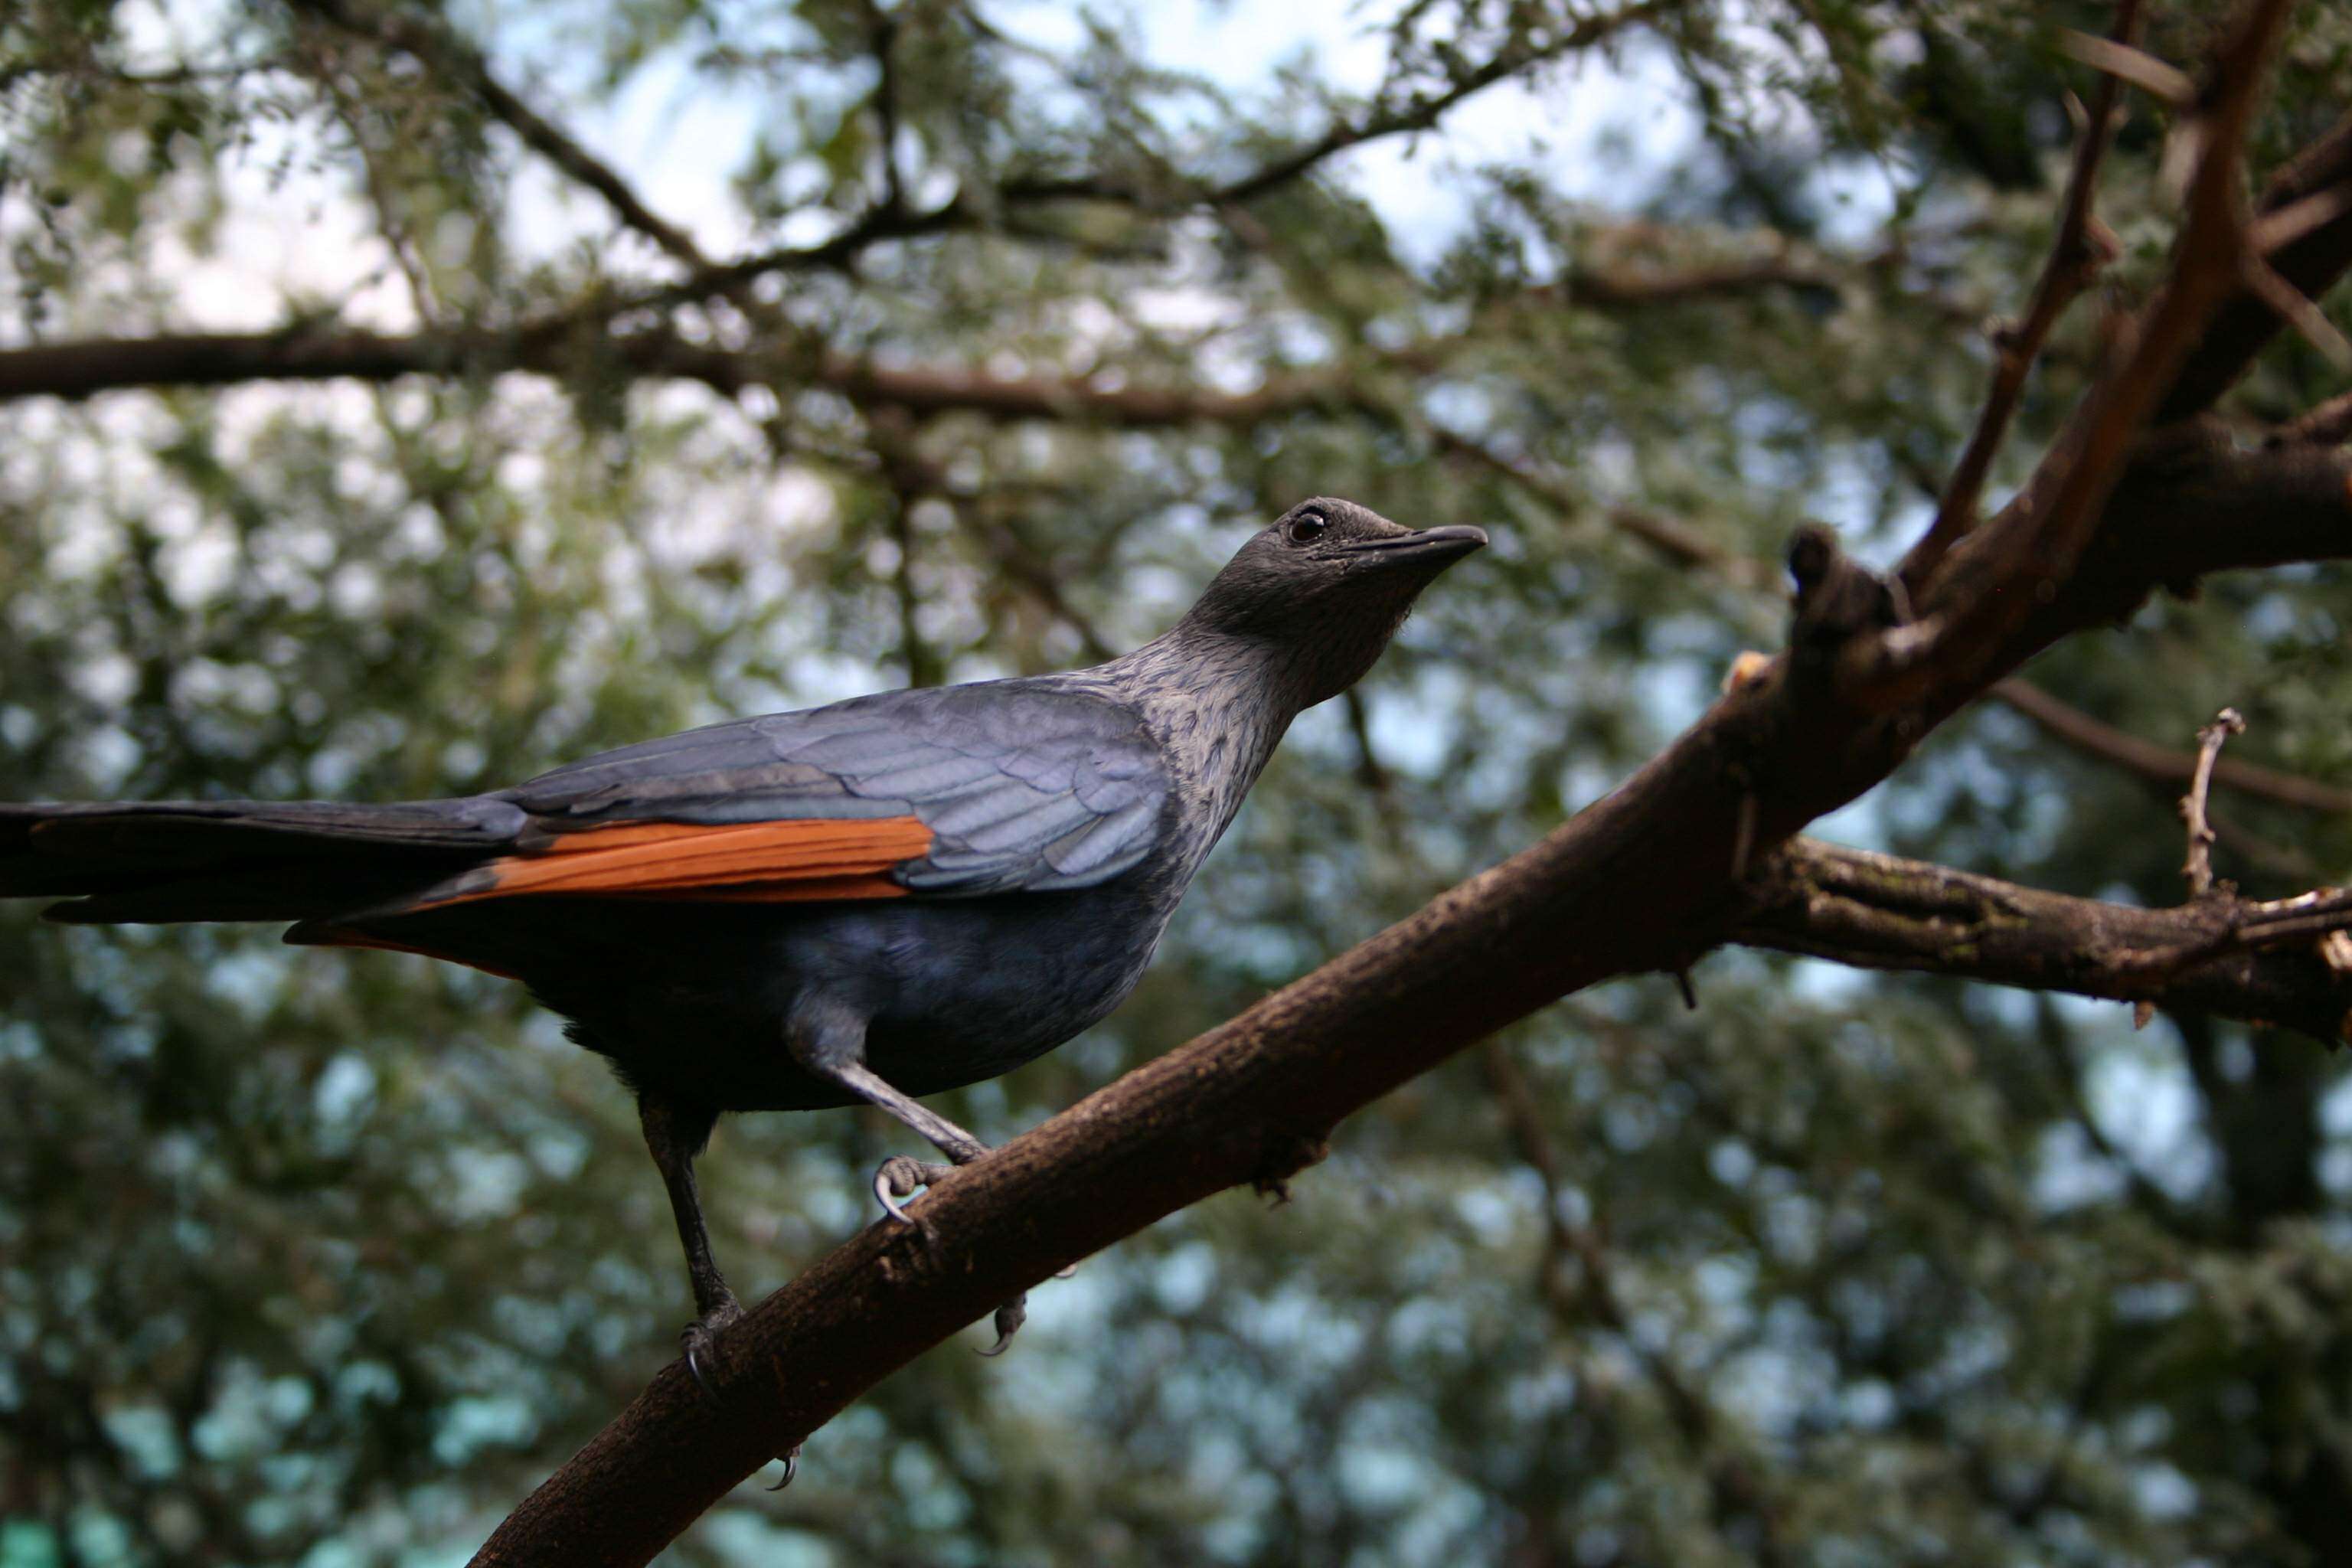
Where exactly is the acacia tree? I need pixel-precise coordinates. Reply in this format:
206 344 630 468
5 0 2352 1563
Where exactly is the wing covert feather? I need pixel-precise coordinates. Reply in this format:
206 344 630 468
466 681 1168 903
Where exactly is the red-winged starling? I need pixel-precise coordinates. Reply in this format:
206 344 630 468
0 496 1484 1406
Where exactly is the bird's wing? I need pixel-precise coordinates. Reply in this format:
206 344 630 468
383 681 1168 913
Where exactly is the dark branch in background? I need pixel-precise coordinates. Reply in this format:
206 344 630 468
0 328 1387 424
1733 838 2352 1044
2272 386 2352 446
1989 678 2352 815
1901 1 2141 593
0 216 1872 411
284 0 714 270
461 11 2352 1552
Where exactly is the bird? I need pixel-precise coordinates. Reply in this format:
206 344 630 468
0 496 1484 1395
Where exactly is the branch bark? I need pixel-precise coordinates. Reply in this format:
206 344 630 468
0 327 1383 425
1732 838 2352 1043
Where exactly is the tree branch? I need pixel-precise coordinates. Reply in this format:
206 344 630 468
2158 108 2352 421
1209 1 1669 210
286 0 714 270
1731 838 2352 1044
1900 0 2141 593
1989 677 2352 816
1865 0 2295 710
0 326 1386 425
474 230 2352 1568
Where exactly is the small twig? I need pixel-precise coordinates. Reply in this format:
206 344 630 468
2240 254 2352 369
858 0 906 214
2057 29 2195 106
2181 707 2247 895
2248 183 2352 256
286 0 714 270
2269 389 2352 447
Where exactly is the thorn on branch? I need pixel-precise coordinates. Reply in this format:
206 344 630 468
2181 707 2247 895
1252 1129 1331 1204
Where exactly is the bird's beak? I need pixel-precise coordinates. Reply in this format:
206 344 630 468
1341 524 1489 568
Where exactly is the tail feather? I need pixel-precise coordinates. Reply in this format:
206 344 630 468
0 798 527 923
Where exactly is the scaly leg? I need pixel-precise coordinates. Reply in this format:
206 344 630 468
637 1092 802 1487
786 996 1038 1354
637 1094 740 1382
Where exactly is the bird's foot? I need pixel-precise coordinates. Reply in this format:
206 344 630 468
869 1152 1070 1357
679 1298 805 1490
678 1295 746 1401
873 1155 957 1224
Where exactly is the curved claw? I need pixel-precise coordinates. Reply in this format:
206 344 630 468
874 1162 918 1224
680 1325 717 1402
766 1445 802 1491
874 1155 956 1225
1053 1262 1080 1282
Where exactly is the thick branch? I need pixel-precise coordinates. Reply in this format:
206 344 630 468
1866 0 2295 708
1733 838 2352 1043
0 327 1380 425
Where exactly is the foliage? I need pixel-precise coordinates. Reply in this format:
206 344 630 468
2 0 2351 1563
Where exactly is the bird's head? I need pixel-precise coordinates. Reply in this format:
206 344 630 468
1179 497 1488 705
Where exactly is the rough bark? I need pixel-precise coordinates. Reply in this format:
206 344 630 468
1733 838 2352 1044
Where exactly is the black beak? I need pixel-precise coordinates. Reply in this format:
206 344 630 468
1341 525 1490 567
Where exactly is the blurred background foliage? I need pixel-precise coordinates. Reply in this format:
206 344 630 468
4 0 2352 1563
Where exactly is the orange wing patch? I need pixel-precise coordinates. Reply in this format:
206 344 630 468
413 816 933 910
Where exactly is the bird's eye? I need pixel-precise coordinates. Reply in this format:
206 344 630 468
1285 511 1328 546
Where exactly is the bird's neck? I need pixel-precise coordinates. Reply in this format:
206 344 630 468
1095 624 1314 841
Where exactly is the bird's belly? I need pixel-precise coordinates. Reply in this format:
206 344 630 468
513 887 1171 1113
857 893 1174 1091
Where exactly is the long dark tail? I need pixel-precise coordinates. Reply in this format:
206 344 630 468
0 798 527 924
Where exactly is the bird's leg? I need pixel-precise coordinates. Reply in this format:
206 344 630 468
639 1092 804 1487
636 1095 740 1390
786 997 1040 1355
827 1059 989 1217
